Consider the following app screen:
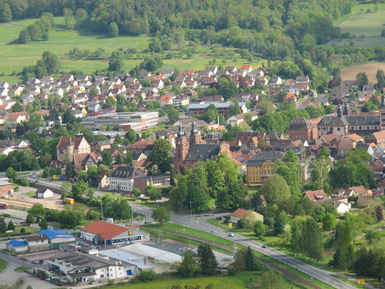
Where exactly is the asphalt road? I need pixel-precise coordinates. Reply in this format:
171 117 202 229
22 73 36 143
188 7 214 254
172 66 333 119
13 173 357 289
130 203 357 289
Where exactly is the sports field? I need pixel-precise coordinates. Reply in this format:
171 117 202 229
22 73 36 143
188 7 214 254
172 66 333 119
329 3 385 48
0 17 264 83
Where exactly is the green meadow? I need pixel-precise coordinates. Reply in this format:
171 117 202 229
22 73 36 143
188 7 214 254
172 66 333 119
0 17 264 83
108 271 307 289
329 3 385 48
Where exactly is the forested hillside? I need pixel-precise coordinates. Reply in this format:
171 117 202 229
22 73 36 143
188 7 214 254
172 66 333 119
0 0 355 59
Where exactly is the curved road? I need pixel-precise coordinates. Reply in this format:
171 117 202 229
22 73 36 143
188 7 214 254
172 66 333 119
12 172 357 289
130 203 357 289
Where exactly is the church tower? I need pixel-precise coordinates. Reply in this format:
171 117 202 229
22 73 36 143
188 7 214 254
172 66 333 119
343 102 350 116
175 124 189 161
337 104 343 118
189 122 202 145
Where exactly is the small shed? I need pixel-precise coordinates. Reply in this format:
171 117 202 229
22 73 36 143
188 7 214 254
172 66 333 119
36 188 54 199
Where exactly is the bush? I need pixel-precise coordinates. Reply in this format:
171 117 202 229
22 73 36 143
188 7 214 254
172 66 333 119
86 210 101 220
136 270 158 282
20 228 26 234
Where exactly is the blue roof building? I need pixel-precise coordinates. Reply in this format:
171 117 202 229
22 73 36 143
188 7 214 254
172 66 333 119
6 240 28 252
38 229 76 244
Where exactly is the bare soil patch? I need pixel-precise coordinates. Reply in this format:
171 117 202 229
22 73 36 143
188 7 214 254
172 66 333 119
341 63 385 82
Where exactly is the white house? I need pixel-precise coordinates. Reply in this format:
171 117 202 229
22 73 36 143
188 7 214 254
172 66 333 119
108 166 146 192
36 188 54 199
227 112 258 127
48 252 129 284
336 202 351 214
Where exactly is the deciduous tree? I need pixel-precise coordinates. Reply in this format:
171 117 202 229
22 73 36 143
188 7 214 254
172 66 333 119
152 207 170 225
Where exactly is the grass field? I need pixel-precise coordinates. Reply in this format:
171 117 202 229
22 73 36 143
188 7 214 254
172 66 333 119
0 258 9 273
330 4 385 48
156 223 239 249
109 271 308 289
0 17 264 83
144 222 335 289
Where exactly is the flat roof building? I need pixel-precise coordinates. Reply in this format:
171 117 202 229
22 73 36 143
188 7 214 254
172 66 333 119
81 112 159 131
81 220 149 245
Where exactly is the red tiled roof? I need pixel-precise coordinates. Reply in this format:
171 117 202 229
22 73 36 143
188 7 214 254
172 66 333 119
6 112 28 121
304 190 328 202
81 220 129 240
56 136 84 150
231 208 249 219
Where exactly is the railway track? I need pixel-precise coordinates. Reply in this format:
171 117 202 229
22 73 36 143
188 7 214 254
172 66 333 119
261 259 322 289
146 227 322 289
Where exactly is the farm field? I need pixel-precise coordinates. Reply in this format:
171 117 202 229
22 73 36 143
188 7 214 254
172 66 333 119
329 3 385 48
340 63 385 82
0 17 264 83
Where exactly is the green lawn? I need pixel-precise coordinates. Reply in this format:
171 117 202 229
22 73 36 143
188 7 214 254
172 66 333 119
158 223 239 249
109 271 306 289
25 191 36 197
207 218 342 274
144 222 335 289
0 17 265 83
15 266 32 271
0 258 9 273
330 4 385 48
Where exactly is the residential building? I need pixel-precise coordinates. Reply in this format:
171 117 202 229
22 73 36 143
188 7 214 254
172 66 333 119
24 235 49 251
230 208 263 224
107 166 146 192
4 112 28 124
227 112 258 127
81 220 149 245
246 151 285 185
0 177 12 197
288 117 318 142
303 189 329 204
48 252 128 285
36 188 54 199
186 101 247 116
56 136 91 163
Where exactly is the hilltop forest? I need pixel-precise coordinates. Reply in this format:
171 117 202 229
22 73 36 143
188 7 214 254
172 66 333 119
0 0 355 59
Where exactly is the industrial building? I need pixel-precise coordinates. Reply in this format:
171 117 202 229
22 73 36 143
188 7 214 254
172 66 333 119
80 221 149 245
81 111 159 131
